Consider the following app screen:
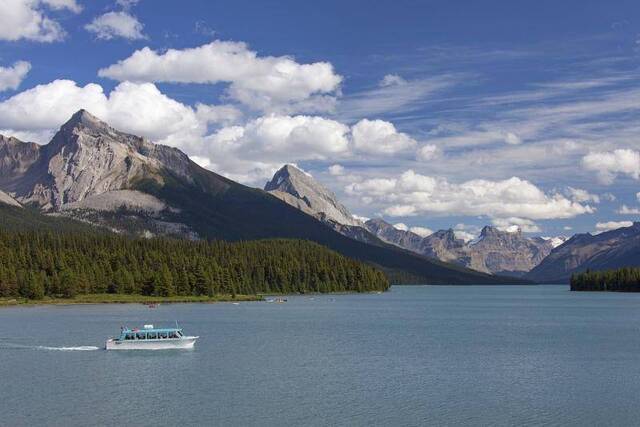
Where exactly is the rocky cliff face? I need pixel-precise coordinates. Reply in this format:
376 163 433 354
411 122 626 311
0 110 196 237
265 164 362 227
526 222 640 283
0 189 20 207
464 226 554 275
364 219 425 252
365 218 554 276
4 109 192 211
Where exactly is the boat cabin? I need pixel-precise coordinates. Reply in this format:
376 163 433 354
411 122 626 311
117 325 184 341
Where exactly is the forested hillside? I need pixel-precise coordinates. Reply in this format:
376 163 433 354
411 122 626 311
0 228 389 299
570 267 640 292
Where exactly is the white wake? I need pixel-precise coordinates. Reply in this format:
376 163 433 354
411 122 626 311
0 343 100 351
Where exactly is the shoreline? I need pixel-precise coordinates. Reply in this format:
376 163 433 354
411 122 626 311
0 293 263 307
0 290 387 307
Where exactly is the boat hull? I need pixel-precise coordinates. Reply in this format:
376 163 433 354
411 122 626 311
105 336 198 350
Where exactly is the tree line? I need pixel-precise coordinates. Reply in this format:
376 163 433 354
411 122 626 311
0 229 389 299
570 267 640 292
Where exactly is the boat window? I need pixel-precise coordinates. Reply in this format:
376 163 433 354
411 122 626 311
169 332 178 339
136 332 146 340
147 332 157 339
159 332 168 339
176 331 183 337
125 333 134 340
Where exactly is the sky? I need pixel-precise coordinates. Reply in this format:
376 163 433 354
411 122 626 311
0 0 639 239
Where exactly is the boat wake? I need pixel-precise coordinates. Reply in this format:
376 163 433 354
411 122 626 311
0 343 100 351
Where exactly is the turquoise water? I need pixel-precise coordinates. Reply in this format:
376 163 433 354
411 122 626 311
2 285 640 426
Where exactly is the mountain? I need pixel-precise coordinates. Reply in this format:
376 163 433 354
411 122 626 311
364 219 425 253
264 165 385 245
460 226 554 276
366 219 554 276
265 164 362 226
0 110 517 285
526 222 640 283
0 189 20 208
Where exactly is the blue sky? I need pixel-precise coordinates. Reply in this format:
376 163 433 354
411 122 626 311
1 0 640 239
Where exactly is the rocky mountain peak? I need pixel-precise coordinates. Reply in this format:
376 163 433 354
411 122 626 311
265 164 361 227
480 225 522 239
0 110 194 210
63 109 107 131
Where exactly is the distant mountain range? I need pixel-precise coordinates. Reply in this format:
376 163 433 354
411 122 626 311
526 222 640 283
0 110 515 285
262 166 562 277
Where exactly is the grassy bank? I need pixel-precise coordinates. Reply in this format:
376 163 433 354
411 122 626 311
0 293 263 306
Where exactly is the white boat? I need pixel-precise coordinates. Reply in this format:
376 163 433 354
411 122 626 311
105 324 198 350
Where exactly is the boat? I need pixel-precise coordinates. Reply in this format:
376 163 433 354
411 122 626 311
105 324 198 350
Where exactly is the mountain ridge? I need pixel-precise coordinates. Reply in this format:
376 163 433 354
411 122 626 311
0 110 519 285
526 222 640 283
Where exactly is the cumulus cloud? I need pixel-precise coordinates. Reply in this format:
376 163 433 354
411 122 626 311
409 226 433 237
595 221 633 233
85 11 146 40
491 217 541 233
567 187 600 204
0 79 204 145
0 61 31 92
416 144 439 161
379 74 407 87
0 0 80 42
351 119 417 155
582 149 640 184
42 0 81 12
98 41 342 113
504 132 521 145
345 170 594 220
328 164 345 176
194 103 243 126
618 205 640 215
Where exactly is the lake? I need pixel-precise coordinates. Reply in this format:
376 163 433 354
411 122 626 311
2 285 640 426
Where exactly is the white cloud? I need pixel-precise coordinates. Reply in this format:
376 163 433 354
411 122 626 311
345 170 594 220
42 0 81 13
504 132 521 145
582 149 640 184
567 186 600 204
195 103 243 126
454 230 476 242
328 164 345 176
116 0 141 8
0 0 79 42
85 11 146 40
416 144 439 161
595 221 633 233
618 205 640 215
0 61 31 92
98 41 342 113
352 214 369 223
637 192 640 202
0 79 204 145
409 226 433 237
491 217 541 233
379 74 407 87
563 226 573 231
351 119 417 155
453 223 481 242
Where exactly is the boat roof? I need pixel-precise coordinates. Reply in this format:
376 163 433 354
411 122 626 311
122 327 182 333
